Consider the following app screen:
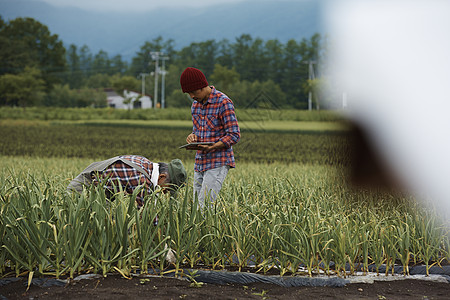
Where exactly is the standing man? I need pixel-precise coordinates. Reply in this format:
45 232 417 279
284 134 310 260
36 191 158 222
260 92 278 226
180 67 240 208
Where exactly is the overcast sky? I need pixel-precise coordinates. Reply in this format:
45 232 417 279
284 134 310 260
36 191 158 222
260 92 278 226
32 0 248 12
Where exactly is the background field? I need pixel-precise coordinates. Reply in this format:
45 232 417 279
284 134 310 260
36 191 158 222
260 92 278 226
0 116 350 164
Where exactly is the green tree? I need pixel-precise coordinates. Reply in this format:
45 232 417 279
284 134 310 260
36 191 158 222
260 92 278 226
75 88 107 108
0 67 45 107
79 45 92 77
162 64 184 108
129 36 175 77
264 39 284 85
166 89 192 108
299 33 322 62
228 79 286 109
176 40 218 75
0 19 35 75
257 79 287 108
85 73 111 89
110 54 127 75
92 50 111 74
111 75 140 95
66 44 84 88
210 64 240 91
231 34 253 80
246 37 269 82
281 39 304 107
45 84 107 107
215 39 233 69
45 84 74 107
226 80 252 108
0 17 66 89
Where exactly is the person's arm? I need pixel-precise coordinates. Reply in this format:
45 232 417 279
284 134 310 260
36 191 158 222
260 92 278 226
187 104 200 144
197 140 226 153
218 98 240 148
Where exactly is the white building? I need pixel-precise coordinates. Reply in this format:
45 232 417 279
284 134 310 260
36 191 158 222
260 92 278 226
105 88 152 109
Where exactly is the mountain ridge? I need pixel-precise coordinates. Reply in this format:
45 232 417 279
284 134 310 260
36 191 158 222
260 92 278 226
0 0 323 60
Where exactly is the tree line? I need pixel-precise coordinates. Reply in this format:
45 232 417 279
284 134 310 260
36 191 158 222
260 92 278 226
0 16 325 109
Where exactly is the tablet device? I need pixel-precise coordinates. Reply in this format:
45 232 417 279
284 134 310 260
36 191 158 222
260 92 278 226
179 142 214 150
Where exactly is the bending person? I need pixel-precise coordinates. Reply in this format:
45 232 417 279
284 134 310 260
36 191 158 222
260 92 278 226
67 155 187 208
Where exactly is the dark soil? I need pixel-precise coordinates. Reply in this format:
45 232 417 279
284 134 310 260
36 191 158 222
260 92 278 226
1 275 449 300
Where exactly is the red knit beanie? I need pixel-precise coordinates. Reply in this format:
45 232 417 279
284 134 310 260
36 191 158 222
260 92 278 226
180 67 208 93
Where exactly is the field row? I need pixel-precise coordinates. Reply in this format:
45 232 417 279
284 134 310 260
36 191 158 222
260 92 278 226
0 107 345 122
0 122 351 165
48 119 350 132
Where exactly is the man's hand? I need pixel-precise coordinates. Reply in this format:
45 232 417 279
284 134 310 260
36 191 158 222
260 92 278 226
197 141 226 153
186 133 197 144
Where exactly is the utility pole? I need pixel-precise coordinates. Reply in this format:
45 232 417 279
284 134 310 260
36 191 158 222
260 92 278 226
139 73 149 96
303 60 316 111
160 56 169 109
150 51 162 109
342 92 348 109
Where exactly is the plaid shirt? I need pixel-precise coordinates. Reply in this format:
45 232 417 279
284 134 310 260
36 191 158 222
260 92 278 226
93 155 154 208
191 86 240 172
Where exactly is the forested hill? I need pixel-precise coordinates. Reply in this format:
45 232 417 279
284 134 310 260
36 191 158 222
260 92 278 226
0 0 323 61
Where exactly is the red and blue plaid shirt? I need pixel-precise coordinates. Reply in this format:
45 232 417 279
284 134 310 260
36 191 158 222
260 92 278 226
191 86 240 172
94 155 154 208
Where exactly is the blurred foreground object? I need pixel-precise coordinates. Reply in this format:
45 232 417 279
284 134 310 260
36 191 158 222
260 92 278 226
324 0 450 219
